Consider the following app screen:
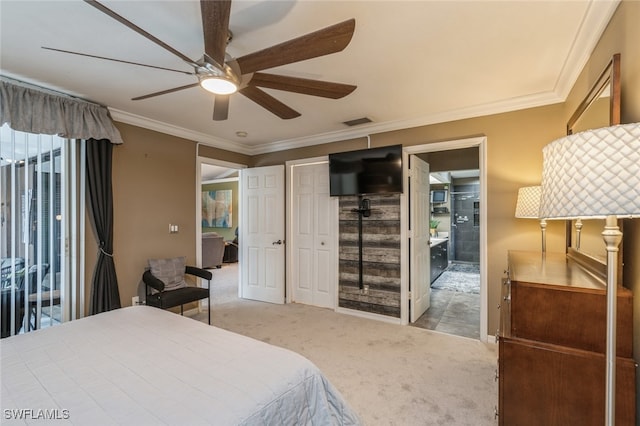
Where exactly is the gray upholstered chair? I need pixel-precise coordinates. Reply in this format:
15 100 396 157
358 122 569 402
202 232 225 269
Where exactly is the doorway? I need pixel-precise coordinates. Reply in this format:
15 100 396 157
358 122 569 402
414 170 481 339
197 157 246 303
403 137 487 342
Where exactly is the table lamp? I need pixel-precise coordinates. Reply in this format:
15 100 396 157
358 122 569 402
514 185 546 252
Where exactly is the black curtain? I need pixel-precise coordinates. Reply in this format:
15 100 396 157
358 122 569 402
86 138 121 313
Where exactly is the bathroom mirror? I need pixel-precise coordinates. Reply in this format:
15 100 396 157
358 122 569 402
565 53 621 280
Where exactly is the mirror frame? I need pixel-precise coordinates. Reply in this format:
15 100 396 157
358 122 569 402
567 53 620 134
565 53 621 280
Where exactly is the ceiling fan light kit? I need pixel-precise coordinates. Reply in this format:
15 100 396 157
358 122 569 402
197 64 239 95
199 76 236 95
62 0 357 121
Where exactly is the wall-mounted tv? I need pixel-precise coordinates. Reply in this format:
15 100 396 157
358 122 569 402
430 189 448 203
329 144 403 196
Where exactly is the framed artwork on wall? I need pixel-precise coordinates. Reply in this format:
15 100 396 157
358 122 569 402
202 190 232 228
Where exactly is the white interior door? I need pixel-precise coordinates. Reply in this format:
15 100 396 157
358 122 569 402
240 165 285 304
410 155 431 322
290 162 336 309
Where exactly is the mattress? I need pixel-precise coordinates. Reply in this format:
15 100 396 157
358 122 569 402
1 306 361 425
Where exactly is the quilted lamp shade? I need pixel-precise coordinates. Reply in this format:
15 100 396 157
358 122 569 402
515 185 546 252
540 123 640 219
515 186 541 218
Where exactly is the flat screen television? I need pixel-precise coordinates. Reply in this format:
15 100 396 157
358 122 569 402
329 145 403 196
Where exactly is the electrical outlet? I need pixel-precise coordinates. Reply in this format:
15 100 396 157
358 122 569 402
132 296 139 305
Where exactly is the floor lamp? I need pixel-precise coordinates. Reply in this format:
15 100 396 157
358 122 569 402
514 186 546 252
539 122 640 425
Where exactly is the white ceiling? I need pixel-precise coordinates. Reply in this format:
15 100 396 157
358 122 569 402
0 0 619 156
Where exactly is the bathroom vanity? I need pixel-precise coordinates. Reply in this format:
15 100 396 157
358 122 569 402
430 238 448 283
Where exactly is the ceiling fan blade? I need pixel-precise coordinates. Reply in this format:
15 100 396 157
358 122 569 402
250 72 356 99
213 95 230 121
84 0 198 68
42 47 193 75
201 0 231 66
132 83 199 101
235 18 355 74
239 86 300 119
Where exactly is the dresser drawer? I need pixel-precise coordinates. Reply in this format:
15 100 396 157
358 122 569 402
510 281 633 357
498 337 636 426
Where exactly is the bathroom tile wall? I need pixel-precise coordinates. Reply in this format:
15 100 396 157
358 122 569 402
451 183 480 263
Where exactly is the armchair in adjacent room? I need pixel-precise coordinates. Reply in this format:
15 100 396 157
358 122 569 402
202 232 225 269
223 227 238 263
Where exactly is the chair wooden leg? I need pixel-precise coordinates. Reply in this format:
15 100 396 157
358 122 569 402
208 295 211 325
180 305 184 316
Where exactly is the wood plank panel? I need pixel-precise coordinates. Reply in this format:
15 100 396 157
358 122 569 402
337 194 401 318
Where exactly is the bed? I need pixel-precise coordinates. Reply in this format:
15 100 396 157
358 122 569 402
1 306 361 425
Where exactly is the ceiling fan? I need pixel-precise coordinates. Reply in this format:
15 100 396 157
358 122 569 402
44 0 357 121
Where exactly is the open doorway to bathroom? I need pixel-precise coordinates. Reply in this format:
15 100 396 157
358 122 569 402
406 144 483 340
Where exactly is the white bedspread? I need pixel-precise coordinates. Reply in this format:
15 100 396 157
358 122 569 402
1 306 361 425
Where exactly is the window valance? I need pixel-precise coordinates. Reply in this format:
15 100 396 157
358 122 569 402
0 78 123 144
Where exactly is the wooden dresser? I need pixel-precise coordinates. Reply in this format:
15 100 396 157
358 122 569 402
497 250 637 426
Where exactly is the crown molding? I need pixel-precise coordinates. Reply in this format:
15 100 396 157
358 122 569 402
553 0 620 99
108 108 253 155
110 90 562 157
252 90 564 155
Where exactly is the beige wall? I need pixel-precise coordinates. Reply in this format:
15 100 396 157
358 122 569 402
198 144 251 167
419 147 479 172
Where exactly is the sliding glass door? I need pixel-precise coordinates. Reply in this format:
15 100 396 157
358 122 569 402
0 124 84 337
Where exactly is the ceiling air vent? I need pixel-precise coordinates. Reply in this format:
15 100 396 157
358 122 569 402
343 117 372 127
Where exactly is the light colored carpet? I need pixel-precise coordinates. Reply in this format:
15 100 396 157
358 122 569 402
199 263 497 425
208 263 241 304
